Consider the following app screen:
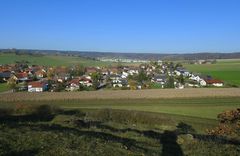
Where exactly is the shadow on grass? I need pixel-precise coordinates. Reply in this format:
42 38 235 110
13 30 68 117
74 119 183 155
28 123 149 152
5 149 39 156
0 114 55 124
0 141 39 156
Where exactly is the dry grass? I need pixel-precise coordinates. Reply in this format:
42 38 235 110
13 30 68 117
0 88 240 102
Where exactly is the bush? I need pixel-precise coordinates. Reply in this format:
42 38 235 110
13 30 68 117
86 109 175 126
207 108 240 137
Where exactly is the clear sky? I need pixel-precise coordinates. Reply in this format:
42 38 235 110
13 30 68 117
0 0 240 53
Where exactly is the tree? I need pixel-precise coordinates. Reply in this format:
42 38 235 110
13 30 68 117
174 63 183 70
165 76 175 88
177 74 184 84
128 80 137 90
207 109 240 137
70 64 85 76
91 72 101 90
7 77 17 92
54 82 65 92
47 68 55 79
136 69 148 84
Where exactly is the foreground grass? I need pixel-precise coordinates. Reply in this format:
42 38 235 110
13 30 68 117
184 59 240 86
0 106 239 156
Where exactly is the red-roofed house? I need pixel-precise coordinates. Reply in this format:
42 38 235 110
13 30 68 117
35 70 46 79
66 78 80 91
16 72 29 82
79 76 92 87
204 79 224 87
28 81 48 92
85 67 98 75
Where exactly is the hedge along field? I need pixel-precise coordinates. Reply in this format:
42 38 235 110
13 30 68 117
184 59 240 86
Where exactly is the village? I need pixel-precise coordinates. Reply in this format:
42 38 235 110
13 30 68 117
0 60 224 92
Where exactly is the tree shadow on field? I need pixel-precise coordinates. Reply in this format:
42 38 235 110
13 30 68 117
27 123 149 152
5 149 39 156
74 119 184 156
0 114 55 124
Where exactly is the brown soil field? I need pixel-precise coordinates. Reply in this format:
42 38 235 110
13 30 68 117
0 88 240 102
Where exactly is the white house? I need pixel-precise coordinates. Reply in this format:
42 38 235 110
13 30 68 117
79 76 92 87
204 79 224 87
28 81 48 92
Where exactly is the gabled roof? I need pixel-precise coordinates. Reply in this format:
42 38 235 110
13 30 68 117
68 78 80 85
79 76 92 82
204 79 223 84
35 70 46 75
28 81 47 88
85 67 98 73
16 72 28 79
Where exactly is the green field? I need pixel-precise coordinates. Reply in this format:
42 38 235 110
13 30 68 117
0 53 120 67
9 97 239 120
184 59 240 86
0 83 9 92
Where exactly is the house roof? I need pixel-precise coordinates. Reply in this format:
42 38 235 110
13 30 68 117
16 72 28 79
86 67 97 73
68 78 80 85
35 70 46 75
204 79 223 84
0 71 11 78
28 81 46 88
109 67 119 72
79 76 92 82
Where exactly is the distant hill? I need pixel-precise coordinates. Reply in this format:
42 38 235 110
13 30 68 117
1 49 240 60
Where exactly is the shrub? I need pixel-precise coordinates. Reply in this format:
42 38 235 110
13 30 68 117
207 108 240 137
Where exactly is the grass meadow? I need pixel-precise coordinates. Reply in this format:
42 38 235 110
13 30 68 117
0 53 123 67
4 97 239 120
184 59 240 86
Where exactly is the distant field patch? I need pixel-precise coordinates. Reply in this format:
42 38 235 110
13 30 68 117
184 59 240 86
0 53 123 67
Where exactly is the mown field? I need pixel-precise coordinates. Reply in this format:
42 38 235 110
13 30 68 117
1 88 240 101
3 97 240 120
184 59 240 86
1 89 240 120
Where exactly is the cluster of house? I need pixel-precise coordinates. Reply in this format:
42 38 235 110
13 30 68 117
0 61 224 92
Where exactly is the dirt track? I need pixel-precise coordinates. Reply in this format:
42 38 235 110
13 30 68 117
0 88 240 102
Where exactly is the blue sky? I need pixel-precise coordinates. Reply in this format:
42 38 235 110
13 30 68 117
0 0 240 53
